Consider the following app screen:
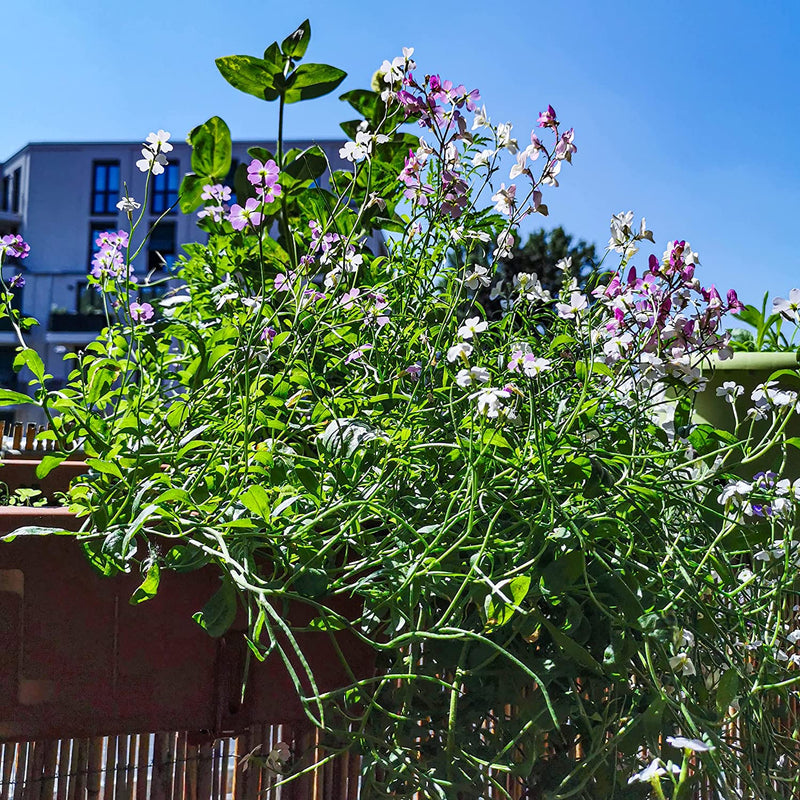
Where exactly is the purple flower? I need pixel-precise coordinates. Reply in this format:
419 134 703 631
9 274 25 288
537 105 558 129
129 302 154 323
228 198 263 231
0 234 30 260
345 344 372 364
403 362 422 381
261 326 277 342
247 159 280 189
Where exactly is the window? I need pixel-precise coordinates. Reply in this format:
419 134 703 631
150 162 179 214
76 281 104 315
0 348 17 388
91 161 120 215
138 276 169 304
1 176 9 212
88 222 110 269
11 168 21 214
148 221 176 271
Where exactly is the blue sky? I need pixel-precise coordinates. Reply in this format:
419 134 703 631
5 0 799 307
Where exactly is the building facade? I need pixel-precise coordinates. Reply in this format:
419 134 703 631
0 139 351 422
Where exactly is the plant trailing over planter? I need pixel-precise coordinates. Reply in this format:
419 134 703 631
3 20 800 800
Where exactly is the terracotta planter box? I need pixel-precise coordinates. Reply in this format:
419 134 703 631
0 459 88 501
695 351 800 478
0 507 373 743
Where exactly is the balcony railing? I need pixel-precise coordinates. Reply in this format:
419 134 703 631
48 312 107 332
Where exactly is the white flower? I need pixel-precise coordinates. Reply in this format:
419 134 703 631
340 140 369 162
447 342 473 363
472 105 490 130
145 130 173 154
717 479 751 506
509 151 529 180
136 148 168 175
666 736 714 753
555 256 572 273
628 759 680 785
472 149 494 167
773 289 800 321
491 183 516 216
555 291 588 320
715 381 743 403
455 367 490 388
520 355 551 377
458 316 488 339
496 123 518 154
116 196 141 213
494 231 514 260
668 652 696 676
464 265 491 290
514 272 552 303
474 387 511 418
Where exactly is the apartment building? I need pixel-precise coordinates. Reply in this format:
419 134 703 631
0 139 355 422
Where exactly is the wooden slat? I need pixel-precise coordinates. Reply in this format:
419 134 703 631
41 740 59 800
196 743 213 800
85 738 102 800
219 739 230 800
55 740 70 800
11 742 27 800
134 736 148 800
0 744 10 800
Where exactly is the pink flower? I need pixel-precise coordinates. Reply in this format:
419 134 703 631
129 302 154 322
0 234 30 260
247 159 279 189
537 105 558 129
228 198 263 231
345 344 372 364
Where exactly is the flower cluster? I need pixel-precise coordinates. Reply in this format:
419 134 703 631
136 130 172 175
197 183 232 222
0 234 30 260
91 231 132 282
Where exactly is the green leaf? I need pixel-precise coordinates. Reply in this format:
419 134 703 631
294 466 320 496
284 63 347 104
281 20 311 60
35 454 68 479
193 579 237 637
1 526 74 542
240 485 270 518
14 348 46 382
282 146 327 184
339 89 380 119
215 55 282 102
130 562 161 605
0 389 33 406
188 116 232 178
318 418 383 459
292 567 328 599
179 174 206 213
86 458 124 480
539 616 604 673
716 668 740 714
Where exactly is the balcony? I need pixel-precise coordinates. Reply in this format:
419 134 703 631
48 312 107 332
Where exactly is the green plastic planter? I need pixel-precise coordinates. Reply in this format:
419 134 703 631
694 351 800 479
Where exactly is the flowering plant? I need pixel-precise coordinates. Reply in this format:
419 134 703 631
4 20 800 799
729 289 800 352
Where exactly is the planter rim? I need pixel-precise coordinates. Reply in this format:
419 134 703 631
704 351 800 372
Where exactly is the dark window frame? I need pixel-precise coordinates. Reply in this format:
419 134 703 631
147 220 177 272
1 175 10 212
75 280 105 315
150 162 180 215
88 222 111 269
11 168 21 214
90 161 120 215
